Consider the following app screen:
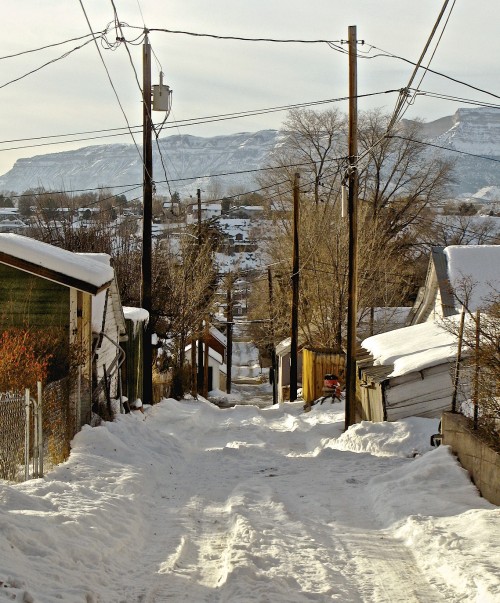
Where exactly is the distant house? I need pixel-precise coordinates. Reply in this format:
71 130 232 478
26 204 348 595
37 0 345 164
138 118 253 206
0 234 114 431
184 326 228 393
355 319 466 422
185 341 227 393
0 208 28 234
227 206 265 220
407 245 500 325
187 202 222 224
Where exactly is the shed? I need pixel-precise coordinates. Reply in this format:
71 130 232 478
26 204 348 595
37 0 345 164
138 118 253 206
122 307 149 406
0 234 113 431
356 319 467 422
275 337 304 402
301 347 345 404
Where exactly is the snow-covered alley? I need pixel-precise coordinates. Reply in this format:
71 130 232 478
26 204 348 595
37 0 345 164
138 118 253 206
0 392 499 603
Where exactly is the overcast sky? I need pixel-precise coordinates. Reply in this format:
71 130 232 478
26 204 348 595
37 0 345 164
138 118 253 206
0 0 499 177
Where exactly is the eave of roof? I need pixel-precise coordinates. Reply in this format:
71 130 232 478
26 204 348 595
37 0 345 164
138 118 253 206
0 234 114 295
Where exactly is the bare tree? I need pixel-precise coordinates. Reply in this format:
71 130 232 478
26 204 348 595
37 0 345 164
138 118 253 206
253 107 453 349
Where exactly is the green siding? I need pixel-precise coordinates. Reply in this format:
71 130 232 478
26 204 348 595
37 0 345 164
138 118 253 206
0 263 70 330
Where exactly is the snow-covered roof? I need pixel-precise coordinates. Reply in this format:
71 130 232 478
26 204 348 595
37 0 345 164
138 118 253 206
185 341 224 365
362 319 460 378
444 245 500 311
209 326 227 347
276 337 292 356
0 233 114 294
123 306 149 323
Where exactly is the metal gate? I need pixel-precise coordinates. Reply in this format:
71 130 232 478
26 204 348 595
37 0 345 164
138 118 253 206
0 384 43 482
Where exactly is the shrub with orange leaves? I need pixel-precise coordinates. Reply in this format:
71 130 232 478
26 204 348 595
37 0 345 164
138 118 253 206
0 328 51 392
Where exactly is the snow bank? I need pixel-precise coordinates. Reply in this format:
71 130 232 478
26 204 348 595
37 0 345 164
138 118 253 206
368 445 499 602
326 417 439 458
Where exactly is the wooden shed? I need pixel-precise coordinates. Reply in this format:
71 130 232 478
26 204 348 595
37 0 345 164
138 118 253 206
355 320 467 422
0 234 113 431
301 347 345 404
122 307 149 406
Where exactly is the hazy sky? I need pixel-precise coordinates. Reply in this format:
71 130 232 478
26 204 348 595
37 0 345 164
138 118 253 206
0 0 499 177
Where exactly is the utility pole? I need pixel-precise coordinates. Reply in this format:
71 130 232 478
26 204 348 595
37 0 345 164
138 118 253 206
141 33 153 406
268 267 277 405
290 172 300 402
226 278 233 394
345 25 359 430
197 188 204 393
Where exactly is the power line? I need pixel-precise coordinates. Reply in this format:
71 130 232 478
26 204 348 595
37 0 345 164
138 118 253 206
407 0 457 108
147 28 344 45
356 0 461 168
410 89 500 110
386 135 500 164
0 90 400 152
0 37 98 91
77 0 143 166
363 43 500 102
0 33 96 60
389 0 456 128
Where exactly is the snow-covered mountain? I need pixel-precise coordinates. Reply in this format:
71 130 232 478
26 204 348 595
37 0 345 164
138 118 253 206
0 108 498 199
414 107 500 197
0 130 282 199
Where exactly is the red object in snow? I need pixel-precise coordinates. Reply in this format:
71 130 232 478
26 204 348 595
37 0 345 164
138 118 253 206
323 374 341 398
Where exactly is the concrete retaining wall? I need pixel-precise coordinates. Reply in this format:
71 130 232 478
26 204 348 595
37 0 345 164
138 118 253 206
442 412 499 506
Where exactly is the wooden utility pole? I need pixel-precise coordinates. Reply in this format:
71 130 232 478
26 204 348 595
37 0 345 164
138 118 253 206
141 33 153 406
226 279 233 394
268 267 277 405
197 188 204 393
345 25 359 430
290 172 300 402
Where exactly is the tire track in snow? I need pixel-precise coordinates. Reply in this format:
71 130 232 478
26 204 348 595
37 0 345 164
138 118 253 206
335 528 448 602
117 403 464 602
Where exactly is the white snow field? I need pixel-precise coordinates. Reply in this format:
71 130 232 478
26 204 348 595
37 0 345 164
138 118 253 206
231 341 265 383
0 397 498 602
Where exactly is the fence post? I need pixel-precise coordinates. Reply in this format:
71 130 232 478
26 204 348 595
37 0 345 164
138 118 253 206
24 388 30 481
32 394 38 477
37 382 43 478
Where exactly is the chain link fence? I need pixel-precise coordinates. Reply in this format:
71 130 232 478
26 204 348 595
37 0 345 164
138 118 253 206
0 389 43 481
0 391 26 481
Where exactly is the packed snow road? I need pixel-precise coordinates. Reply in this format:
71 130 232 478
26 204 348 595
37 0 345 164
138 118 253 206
0 395 498 602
